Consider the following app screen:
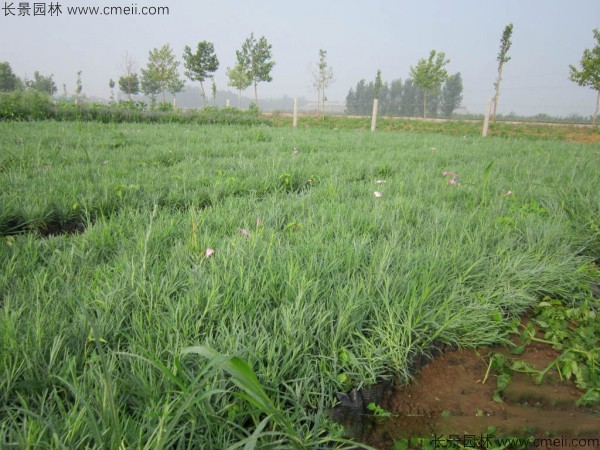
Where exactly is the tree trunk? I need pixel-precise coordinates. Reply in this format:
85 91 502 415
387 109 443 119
492 65 504 123
423 92 427 118
593 90 600 126
238 89 242 109
200 82 206 108
254 82 258 106
316 89 321 117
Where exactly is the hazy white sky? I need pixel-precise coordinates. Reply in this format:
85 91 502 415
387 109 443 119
1 0 599 115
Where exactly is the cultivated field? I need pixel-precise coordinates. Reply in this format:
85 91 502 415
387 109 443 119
1 121 598 448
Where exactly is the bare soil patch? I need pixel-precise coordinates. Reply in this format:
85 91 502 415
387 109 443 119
357 343 599 449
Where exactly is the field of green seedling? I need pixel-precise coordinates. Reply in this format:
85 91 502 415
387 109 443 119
1 121 599 448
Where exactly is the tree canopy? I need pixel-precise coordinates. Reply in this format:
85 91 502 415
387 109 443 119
569 28 600 125
409 50 449 118
226 63 252 108
492 23 514 121
26 71 57 95
236 33 275 105
183 41 219 108
142 44 181 103
119 73 140 99
346 73 463 118
0 61 20 92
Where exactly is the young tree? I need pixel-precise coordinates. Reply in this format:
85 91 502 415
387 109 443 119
226 63 251 108
75 70 83 104
119 73 140 99
108 79 116 103
168 77 185 108
143 43 180 103
182 41 219 108
410 50 449 118
211 79 217 106
120 52 139 101
312 49 334 117
140 69 161 106
569 28 600 126
492 24 513 122
439 72 463 117
0 61 19 92
236 33 275 106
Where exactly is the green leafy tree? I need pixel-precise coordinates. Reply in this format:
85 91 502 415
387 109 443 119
410 50 449 118
119 52 139 101
140 69 161 107
312 49 334 117
168 77 185 108
569 28 600 126
226 63 251 108
0 61 19 92
183 41 219 108
119 73 140 100
440 72 463 117
236 33 275 105
26 71 57 95
492 24 514 122
143 43 181 103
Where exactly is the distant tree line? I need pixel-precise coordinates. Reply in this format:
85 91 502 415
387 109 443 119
345 73 463 118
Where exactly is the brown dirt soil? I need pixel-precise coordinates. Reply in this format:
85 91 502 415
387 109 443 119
357 343 599 449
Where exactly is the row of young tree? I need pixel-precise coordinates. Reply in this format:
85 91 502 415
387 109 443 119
346 72 463 118
112 33 275 109
1 27 598 122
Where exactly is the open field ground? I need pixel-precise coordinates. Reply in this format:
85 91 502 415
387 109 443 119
1 121 598 448
270 114 600 143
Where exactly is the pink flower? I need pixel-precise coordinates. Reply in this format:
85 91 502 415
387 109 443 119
448 179 457 185
442 171 452 177
205 248 215 258
238 227 252 237
374 191 383 198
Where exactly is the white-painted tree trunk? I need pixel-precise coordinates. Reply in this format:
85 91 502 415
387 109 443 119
482 99 492 137
371 98 378 132
293 98 298 128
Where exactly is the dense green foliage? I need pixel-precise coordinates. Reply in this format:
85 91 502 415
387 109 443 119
0 61 20 92
141 44 182 103
569 28 600 125
183 41 220 108
236 33 275 104
0 92 267 125
1 122 598 447
346 73 463 118
410 50 450 118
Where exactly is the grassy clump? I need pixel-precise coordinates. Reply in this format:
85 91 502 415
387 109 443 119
0 122 598 447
